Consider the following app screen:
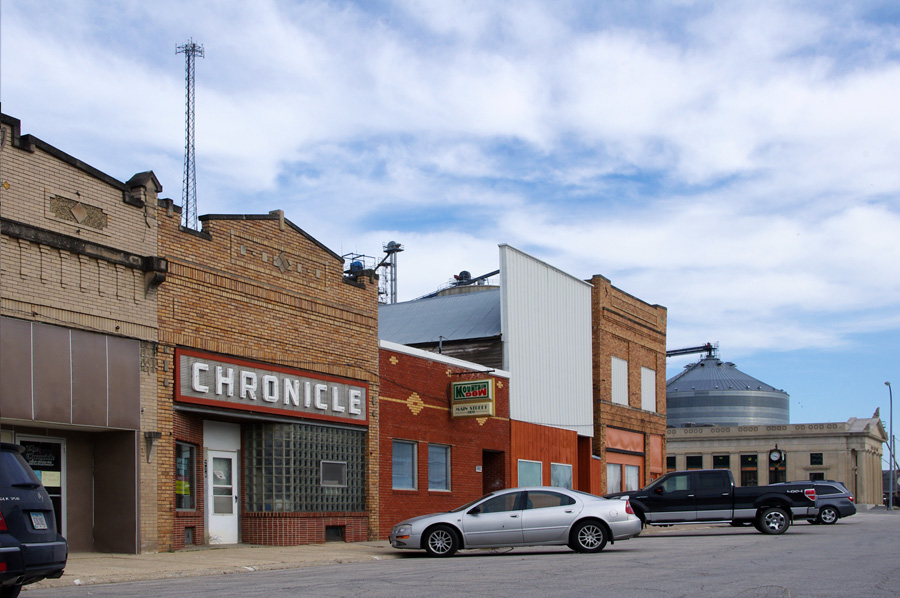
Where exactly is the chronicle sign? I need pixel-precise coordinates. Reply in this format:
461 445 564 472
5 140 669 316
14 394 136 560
176 349 367 424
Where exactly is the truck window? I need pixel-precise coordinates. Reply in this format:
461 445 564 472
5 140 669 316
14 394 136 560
661 473 691 492
699 471 731 491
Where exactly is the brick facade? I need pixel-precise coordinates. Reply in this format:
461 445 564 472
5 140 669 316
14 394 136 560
156 207 380 550
378 342 510 538
590 274 668 493
1 113 163 553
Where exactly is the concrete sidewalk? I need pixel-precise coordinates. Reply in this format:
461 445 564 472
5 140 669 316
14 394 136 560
25 541 400 591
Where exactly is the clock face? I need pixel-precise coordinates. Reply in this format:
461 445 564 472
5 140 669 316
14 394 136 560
770 450 782 462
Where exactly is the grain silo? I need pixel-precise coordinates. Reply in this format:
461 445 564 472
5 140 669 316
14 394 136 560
666 356 790 427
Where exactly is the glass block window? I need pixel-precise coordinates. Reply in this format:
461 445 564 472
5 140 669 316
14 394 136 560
244 422 366 513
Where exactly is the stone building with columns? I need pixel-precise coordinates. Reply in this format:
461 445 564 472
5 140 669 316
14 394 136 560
665 415 886 506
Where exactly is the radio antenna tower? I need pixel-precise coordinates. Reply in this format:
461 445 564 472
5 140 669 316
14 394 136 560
176 39 204 230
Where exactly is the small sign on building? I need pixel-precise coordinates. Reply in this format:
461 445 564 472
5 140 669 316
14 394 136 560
450 378 495 418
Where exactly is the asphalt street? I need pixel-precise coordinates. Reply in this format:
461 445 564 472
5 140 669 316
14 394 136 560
22 510 900 598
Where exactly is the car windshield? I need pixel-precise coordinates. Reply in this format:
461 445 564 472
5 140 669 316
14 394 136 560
450 492 495 513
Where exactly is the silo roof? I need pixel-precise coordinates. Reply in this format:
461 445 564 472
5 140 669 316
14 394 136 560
379 288 501 344
666 356 787 394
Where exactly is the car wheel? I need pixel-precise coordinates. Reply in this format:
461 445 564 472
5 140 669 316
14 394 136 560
817 505 839 525
1 585 22 598
757 507 790 535
569 520 608 553
423 525 459 557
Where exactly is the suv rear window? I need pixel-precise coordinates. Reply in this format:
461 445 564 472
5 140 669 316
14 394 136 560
0 447 41 486
815 484 843 496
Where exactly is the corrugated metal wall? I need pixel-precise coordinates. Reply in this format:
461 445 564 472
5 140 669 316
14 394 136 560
499 245 593 437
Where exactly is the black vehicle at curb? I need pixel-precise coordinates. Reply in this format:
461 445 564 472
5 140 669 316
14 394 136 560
774 480 856 524
606 469 819 535
0 442 67 598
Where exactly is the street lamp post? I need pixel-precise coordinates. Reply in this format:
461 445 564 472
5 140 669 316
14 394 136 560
886 381 894 511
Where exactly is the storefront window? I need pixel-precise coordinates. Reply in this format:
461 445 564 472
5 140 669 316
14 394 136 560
607 463 622 493
428 444 450 491
518 460 542 486
625 464 640 491
550 463 573 489
393 440 417 489
175 442 196 510
740 454 758 487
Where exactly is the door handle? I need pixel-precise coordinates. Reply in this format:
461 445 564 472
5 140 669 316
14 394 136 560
721 493 730 496
510 514 519 518
565 510 574 513
687 494 695 498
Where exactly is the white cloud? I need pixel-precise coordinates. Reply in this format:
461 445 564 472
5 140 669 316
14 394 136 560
3 0 900 379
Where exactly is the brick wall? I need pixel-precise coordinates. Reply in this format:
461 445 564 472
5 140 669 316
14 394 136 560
378 344 510 538
155 207 380 550
589 275 668 492
1 114 161 554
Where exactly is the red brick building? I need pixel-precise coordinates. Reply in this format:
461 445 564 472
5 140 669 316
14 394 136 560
378 341 510 537
155 207 380 550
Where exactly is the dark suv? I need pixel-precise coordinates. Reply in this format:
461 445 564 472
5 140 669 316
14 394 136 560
807 481 855 525
0 442 67 598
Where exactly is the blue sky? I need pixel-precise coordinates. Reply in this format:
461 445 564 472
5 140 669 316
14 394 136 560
3 1 899 447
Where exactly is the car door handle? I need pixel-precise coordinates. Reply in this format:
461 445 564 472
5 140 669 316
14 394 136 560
721 493 730 496
510 514 519 518
565 510 574 513
687 494 695 498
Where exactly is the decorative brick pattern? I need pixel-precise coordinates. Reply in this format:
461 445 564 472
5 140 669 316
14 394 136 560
377 346 510 538
156 208 380 550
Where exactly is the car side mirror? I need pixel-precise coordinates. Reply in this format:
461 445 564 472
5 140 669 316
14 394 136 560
468 506 482 515
654 487 664 495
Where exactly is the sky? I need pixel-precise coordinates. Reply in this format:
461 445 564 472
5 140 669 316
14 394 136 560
2 1 899 444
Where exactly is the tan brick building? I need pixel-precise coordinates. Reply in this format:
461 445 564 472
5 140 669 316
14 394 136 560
0 113 167 553
666 416 887 506
590 275 668 494
155 205 380 550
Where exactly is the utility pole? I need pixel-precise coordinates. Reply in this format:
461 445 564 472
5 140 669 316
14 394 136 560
176 39 204 230
886 381 894 511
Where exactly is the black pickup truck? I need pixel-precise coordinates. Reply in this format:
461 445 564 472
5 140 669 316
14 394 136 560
605 469 818 534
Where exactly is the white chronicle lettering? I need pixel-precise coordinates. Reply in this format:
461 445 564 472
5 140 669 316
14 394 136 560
191 362 209 393
262 375 279 403
241 371 258 400
216 366 234 396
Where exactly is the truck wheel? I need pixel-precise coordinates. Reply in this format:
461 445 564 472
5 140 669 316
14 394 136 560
1 585 22 598
423 525 459 557
817 506 839 525
757 507 790 535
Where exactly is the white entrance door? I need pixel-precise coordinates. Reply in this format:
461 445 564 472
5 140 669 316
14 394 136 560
207 450 239 544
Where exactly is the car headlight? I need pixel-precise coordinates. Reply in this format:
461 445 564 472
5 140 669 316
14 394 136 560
393 524 412 538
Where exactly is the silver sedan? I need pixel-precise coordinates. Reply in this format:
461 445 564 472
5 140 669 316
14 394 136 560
389 487 642 557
